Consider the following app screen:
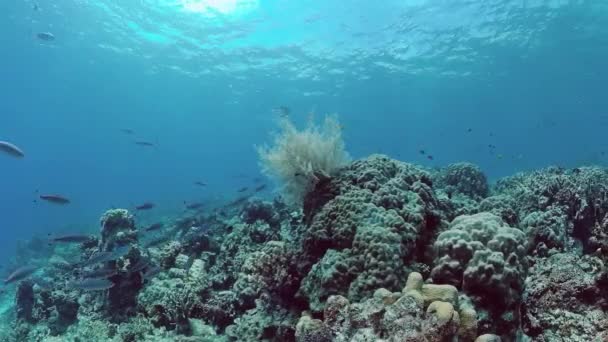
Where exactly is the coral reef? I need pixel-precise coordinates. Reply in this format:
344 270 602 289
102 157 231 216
4 155 608 341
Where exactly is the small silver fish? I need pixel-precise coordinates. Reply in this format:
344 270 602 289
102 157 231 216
68 278 114 291
143 265 161 280
49 234 92 244
83 267 117 280
37 32 55 41
4 265 37 284
39 194 70 205
0 141 25 158
78 252 114 268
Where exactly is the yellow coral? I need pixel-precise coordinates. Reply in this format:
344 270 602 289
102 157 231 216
404 272 423 292
427 301 459 324
404 272 477 341
475 334 501 342
421 283 458 307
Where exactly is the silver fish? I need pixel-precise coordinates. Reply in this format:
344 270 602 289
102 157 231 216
37 32 55 41
0 141 25 158
83 267 117 280
49 234 92 244
110 245 130 259
4 265 37 284
143 265 161 280
68 278 114 291
78 252 114 268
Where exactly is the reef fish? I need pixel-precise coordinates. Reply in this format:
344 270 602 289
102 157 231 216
144 223 163 232
39 194 70 205
4 265 37 284
136 202 155 210
0 141 25 158
110 245 131 259
37 32 55 41
143 236 168 248
272 106 290 118
194 181 207 187
120 128 134 135
129 259 151 273
143 264 161 280
68 278 114 291
185 202 204 210
82 267 117 280
49 234 92 244
134 141 155 147
254 184 267 193
237 187 249 193
78 252 115 268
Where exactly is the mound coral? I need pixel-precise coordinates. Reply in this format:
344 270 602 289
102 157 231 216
257 115 350 205
299 155 442 310
431 212 527 336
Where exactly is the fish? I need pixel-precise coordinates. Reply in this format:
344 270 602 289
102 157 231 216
237 187 249 193
467 128 472 132
419 150 425 155
39 194 70 205
143 265 161 280
49 234 92 244
143 236 168 248
272 106 290 118
254 184 267 193
228 195 251 207
110 245 131 259
0 141 25 158
82 267 117 279
32 277 52 291
194 181 207 187
37 32 55 41
129 259 151 273
120 128 134 135
185 202 204 210
427 155 434 161
4 265 38 284
134 141 155 147
68 278 114 291
136 202 155 210
78 252 115 268
144 223 163 232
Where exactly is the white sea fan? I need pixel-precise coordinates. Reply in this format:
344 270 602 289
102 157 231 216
257 115 351 205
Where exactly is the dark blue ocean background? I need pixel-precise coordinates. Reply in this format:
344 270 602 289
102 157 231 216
1 0 606 263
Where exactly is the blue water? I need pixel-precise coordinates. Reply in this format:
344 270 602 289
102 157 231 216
1 0 607 262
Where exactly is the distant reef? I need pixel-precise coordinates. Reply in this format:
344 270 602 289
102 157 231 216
1 155 608 342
